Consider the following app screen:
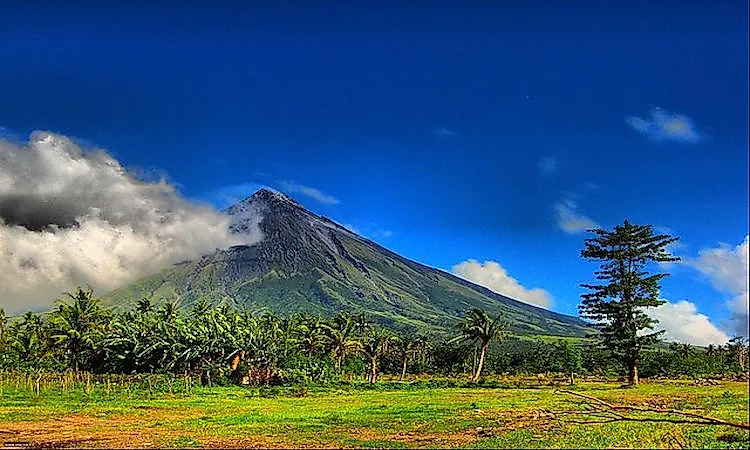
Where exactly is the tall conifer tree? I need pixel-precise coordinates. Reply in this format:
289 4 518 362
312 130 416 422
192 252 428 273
579 220 679 385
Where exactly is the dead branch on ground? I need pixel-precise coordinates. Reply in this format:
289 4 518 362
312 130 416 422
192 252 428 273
553 389 750 430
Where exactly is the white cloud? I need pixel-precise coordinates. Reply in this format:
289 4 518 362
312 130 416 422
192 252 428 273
685 236 749 337
644 300 729 346
0 131 260 314
554 198 598 234
279 181 340 205
434 127 458 138
452 259 552 309
538 157 558 176
625 107 702 143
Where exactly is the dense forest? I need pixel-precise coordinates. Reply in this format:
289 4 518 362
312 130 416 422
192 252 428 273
1 288 747 386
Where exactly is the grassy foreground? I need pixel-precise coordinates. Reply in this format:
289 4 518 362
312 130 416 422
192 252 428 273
1 378 748 448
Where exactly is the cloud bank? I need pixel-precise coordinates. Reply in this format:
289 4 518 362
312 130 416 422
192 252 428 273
626 107 702 143
644 300 729 346
452 259 552 309
686 236 749 337
0 131 260 313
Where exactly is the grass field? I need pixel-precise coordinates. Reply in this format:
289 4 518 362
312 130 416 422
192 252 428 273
1 377 748 448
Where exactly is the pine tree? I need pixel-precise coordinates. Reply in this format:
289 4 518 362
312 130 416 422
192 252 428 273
579 220 679 386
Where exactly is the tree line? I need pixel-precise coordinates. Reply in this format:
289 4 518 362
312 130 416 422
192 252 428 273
0 220 747 386
0 289 746 386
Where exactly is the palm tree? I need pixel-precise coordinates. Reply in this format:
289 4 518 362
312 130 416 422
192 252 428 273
324 312 362 371
11 332 40 362
677 343 694 359
360 328 392 384
727 336 748 371
392 334 427 381
293 316 329 357
136 298 153 315
454 308 508 382
49 287 108 372
158 302 178 323
0 308 6 350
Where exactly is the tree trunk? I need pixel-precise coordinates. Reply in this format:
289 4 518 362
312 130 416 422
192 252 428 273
628 360 639 386
569 371 574 385
400 356 407 381
472 342 488 383
230 352 242 371
370 357 377 384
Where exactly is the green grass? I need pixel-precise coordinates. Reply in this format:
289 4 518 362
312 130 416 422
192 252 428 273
1 379 748 448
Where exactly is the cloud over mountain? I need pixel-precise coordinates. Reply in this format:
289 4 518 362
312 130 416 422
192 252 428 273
452 259 552 309
0 131 260 313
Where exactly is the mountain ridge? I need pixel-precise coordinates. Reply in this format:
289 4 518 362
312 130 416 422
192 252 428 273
102 189 591 336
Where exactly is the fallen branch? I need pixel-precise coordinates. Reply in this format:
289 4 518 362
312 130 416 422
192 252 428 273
555 389 750 430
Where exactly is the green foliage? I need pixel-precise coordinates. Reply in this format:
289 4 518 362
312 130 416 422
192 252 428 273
48 287 110 372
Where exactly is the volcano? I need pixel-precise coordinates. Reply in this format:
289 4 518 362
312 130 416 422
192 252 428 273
103 189 591 336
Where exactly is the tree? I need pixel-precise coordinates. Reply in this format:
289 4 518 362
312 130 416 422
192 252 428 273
293 315 328 357
49 287 109 372
727 336 748 371
454 308 508 382
0 308 6 350
360 328 392 383
392 334 427 381
579 220 679 386
324 312 362 371
136 298 153 315
552 341 582 384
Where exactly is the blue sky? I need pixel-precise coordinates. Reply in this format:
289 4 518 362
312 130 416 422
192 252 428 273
0 1 747 344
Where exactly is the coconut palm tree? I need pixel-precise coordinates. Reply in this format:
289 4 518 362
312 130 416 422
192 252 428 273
361 327 392 384
727 336 748 371
677 343 694 359
11 332 40 362
293 315 329 357
0 308 6 350
324 312 362 371
454 308 508 382
49 287 108 372
392 334 427 381
136 298 153 315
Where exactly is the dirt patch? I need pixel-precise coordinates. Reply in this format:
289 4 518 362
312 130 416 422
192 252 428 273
337 426 478 447
1 409 202 448
202 436 333 449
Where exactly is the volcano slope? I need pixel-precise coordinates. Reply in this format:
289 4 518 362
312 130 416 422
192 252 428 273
103 189 591 336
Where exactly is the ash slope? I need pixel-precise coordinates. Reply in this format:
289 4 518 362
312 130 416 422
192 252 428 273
103 189 591 336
